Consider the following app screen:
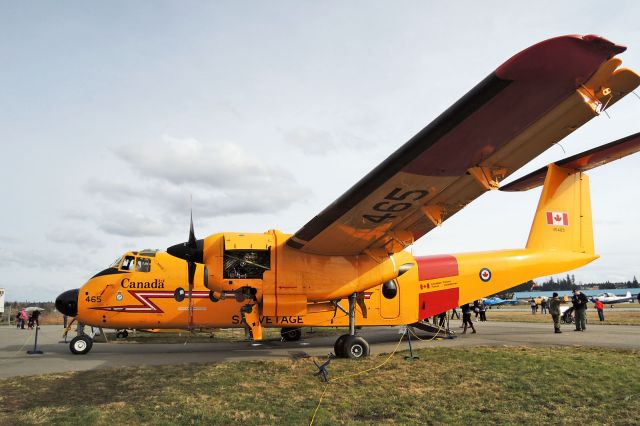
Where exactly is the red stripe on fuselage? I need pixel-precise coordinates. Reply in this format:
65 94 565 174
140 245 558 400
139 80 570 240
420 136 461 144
418 288 459 319
90 290 210 314
415 255 459 280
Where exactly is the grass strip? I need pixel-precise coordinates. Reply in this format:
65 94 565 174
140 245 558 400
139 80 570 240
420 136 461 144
1 346 639 425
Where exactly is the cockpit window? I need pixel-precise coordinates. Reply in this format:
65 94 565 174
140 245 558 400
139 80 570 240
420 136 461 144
136 257 151 272
109 257 123 268
120 256 135 271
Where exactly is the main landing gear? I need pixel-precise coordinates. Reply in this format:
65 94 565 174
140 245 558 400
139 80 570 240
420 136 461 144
333 293 370 359
280 327 302 342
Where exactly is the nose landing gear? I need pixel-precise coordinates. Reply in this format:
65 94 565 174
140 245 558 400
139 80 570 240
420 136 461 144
69 335 93 355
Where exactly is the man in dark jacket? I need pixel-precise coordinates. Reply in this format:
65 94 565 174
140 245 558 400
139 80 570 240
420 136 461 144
549 292 563 333
572 289 589 331
461 303 476 334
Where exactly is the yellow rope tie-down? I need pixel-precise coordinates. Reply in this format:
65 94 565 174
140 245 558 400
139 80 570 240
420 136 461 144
62 317 77 340
308 322 449 425
407 324 446 342
309 332 406 426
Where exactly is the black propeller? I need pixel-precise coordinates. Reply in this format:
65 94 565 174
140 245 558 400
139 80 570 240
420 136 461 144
167 212 204 264
167 212 204 329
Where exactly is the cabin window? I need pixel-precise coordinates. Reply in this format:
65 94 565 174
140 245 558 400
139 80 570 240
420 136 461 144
120 256 135 271
136 257 151 272
223 249 270 279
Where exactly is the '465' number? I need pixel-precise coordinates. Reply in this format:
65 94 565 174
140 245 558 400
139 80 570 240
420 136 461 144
363 187 428 224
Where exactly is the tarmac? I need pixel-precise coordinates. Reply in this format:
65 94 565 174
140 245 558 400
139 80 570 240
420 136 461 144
1 321 639 379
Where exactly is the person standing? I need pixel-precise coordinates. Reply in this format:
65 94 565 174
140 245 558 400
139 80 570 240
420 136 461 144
572 289 589 331
530 298 537 314
450 307 460 320
461 303 476 334
541 298 548 314
31 309 41 328
594 298 605 322
19 308 28 330
479 300 487 322
549 292 563 333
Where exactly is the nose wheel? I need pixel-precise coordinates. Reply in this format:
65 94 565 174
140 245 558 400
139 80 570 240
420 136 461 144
333 293 370 359
69 335 93 355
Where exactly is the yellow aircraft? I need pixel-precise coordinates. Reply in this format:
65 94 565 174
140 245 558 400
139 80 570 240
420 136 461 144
56 34 640 358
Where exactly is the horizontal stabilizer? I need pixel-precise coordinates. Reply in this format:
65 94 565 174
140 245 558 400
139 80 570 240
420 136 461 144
501 132 640 191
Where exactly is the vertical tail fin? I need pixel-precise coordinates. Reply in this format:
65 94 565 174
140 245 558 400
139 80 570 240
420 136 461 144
526 164 594 254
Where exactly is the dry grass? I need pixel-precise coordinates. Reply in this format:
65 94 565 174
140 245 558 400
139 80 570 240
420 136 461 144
0 346 638 425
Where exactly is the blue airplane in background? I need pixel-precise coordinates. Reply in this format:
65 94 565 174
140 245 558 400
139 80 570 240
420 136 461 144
482 295 520 308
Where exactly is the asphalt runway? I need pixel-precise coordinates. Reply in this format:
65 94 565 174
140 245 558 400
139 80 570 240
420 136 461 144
1 321 639 379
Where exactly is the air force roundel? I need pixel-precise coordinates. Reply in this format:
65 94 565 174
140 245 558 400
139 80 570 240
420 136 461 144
479 268 492 282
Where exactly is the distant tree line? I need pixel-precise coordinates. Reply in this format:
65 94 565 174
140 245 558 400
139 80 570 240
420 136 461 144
510 275 639 292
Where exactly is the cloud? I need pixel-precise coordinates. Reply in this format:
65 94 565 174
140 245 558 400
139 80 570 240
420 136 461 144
114 136 295 189
83 179 139 203
80 136 309 237
96 210 168 238
284 126 378 155
284 128 336 155
0 246 89 272
45 227 105 250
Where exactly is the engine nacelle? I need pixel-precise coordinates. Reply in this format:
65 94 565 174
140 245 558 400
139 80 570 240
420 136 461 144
203 232 271 301
203 229 415 317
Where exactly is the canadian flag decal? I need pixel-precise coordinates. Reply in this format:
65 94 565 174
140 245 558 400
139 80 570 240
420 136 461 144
546 211 569 226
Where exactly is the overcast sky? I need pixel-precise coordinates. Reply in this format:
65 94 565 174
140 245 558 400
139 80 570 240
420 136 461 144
1 1 639 301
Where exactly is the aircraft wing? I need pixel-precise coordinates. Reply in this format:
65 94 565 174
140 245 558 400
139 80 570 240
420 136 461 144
287 35 640 256
501 131 640 191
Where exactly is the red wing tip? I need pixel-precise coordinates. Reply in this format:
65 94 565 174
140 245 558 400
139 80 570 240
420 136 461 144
496 34 627 80
581 34 627 54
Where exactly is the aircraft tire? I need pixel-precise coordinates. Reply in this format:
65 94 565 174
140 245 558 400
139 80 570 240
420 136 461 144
280 327 302 342
70 335 93 355
343 335 369 359
334 334 349 358
116 330 128 339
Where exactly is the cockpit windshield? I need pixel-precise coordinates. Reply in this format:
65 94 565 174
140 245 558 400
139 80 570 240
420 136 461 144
114 255 152 272
109 257 123 268
120 256 135 271
136 257 151 272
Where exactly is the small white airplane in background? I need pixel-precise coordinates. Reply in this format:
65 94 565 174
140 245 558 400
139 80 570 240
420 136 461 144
591 291 634 307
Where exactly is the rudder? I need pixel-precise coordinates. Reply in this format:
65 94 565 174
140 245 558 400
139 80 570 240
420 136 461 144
526 163 594 254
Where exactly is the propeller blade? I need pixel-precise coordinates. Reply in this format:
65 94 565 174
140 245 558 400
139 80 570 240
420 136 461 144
167 211 204 263
188 210 197 248
187 260 196 329
188 261 196 289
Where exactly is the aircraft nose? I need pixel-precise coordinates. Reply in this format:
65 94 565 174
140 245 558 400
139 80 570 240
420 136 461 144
55 288 79 317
